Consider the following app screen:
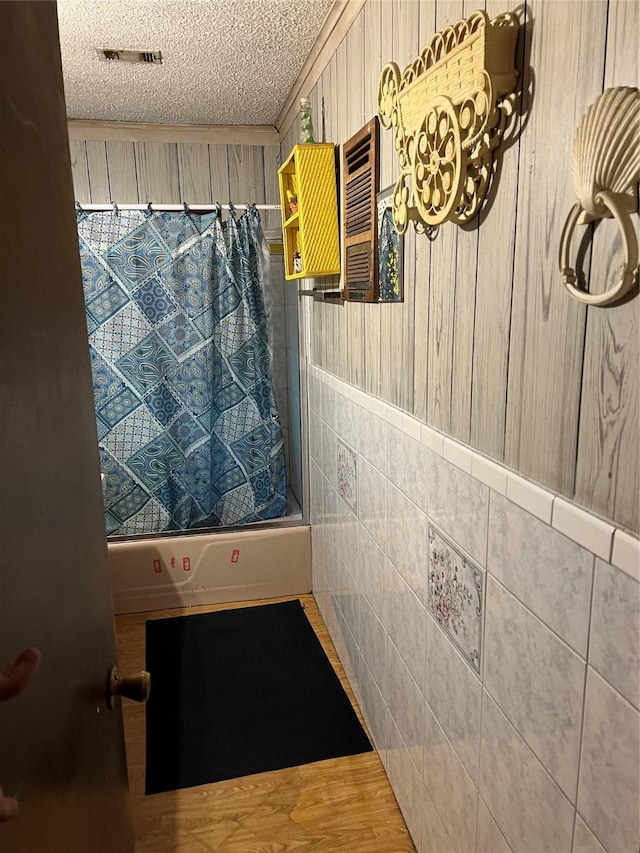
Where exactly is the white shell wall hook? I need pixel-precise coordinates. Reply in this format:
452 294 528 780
558 86 640 306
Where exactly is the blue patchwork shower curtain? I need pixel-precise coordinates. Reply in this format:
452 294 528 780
77 205 287 536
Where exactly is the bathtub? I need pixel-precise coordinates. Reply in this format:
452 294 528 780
108 524 312 615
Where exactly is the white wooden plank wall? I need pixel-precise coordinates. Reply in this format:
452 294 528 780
505 0 607 497
70 139 279 210
412 0 437 423
573 0 640 532
449 0 484 443
469 0 523 458
427 0 463 434
280 0 639 534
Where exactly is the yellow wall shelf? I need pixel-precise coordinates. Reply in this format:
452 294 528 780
278 143 341 280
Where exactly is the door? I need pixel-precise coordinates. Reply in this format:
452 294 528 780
0 3 134 850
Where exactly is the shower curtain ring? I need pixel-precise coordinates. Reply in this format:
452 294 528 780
111 200 119 215
182 201 189 214
147 202 153 214
75 201 83 212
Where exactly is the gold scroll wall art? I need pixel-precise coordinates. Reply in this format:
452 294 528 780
377 10 519 234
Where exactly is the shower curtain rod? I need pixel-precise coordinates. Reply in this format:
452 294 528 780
78 202 281 211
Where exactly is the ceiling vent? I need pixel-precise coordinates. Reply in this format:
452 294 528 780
97 49 163 64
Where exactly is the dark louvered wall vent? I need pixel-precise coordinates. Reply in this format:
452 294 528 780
342 117 380 302
97 49 163 64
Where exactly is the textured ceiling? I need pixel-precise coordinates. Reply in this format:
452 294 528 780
57 0 334 125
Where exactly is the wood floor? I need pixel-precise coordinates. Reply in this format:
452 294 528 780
115 594 416 852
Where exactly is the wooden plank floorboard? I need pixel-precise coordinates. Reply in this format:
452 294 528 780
116 594 415 852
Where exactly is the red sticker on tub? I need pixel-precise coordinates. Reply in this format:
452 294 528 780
170 557 176 568
153 559 162 574
231 549 240 563
183 557 191 572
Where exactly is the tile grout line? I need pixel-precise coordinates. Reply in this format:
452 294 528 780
571 554 598 853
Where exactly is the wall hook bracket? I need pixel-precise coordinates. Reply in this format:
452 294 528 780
558 86 640 307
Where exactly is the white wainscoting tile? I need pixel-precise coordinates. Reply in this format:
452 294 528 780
320 421 337 488
358 655 391 761
358 597 388 698
611 528 640 582
388 483 429 606
386 569 427 690
484 577 586 800
309 410 322 465
422 702 478 853
399 411 422 441
476 798 513 853
385 403 404 430
578 668 640 853
386 720 425 848
488 492 594 656
387 423 429 512
442 438 473 474
428 452 489 567
357 457 388 553
505 472 553 524
356 524 391 627
471 453 508 495
335 394 361 455
421 424 444 456
366 393 388 420
479 692 574 853
572 816 606 853
321 476 337 550
358 407 388 476
385 640 425 775
309 459 323 519
320 379 336 428
424 612 482 783
552 499 614 562
421 785 456 853
590 559 640 709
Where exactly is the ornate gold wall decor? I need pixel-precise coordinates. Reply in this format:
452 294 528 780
558 86 640 307
377 10 519 234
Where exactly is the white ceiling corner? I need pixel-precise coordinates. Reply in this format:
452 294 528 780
57 0 334 126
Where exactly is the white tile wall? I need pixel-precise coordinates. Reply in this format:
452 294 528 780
428 451 489 566
476 797 513 853
578 669 640 853
424 613 482 784
483 577 585 799
387 483 429 605
307 366 640 853
488 491 594 656
589 559 640 709
423 700 478 853
573 816 607 853
479 692 575 853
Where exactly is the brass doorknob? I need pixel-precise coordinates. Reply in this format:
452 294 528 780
108 666 151 708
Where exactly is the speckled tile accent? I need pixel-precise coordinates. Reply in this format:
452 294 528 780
337 439 357 514
427 524 484 673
